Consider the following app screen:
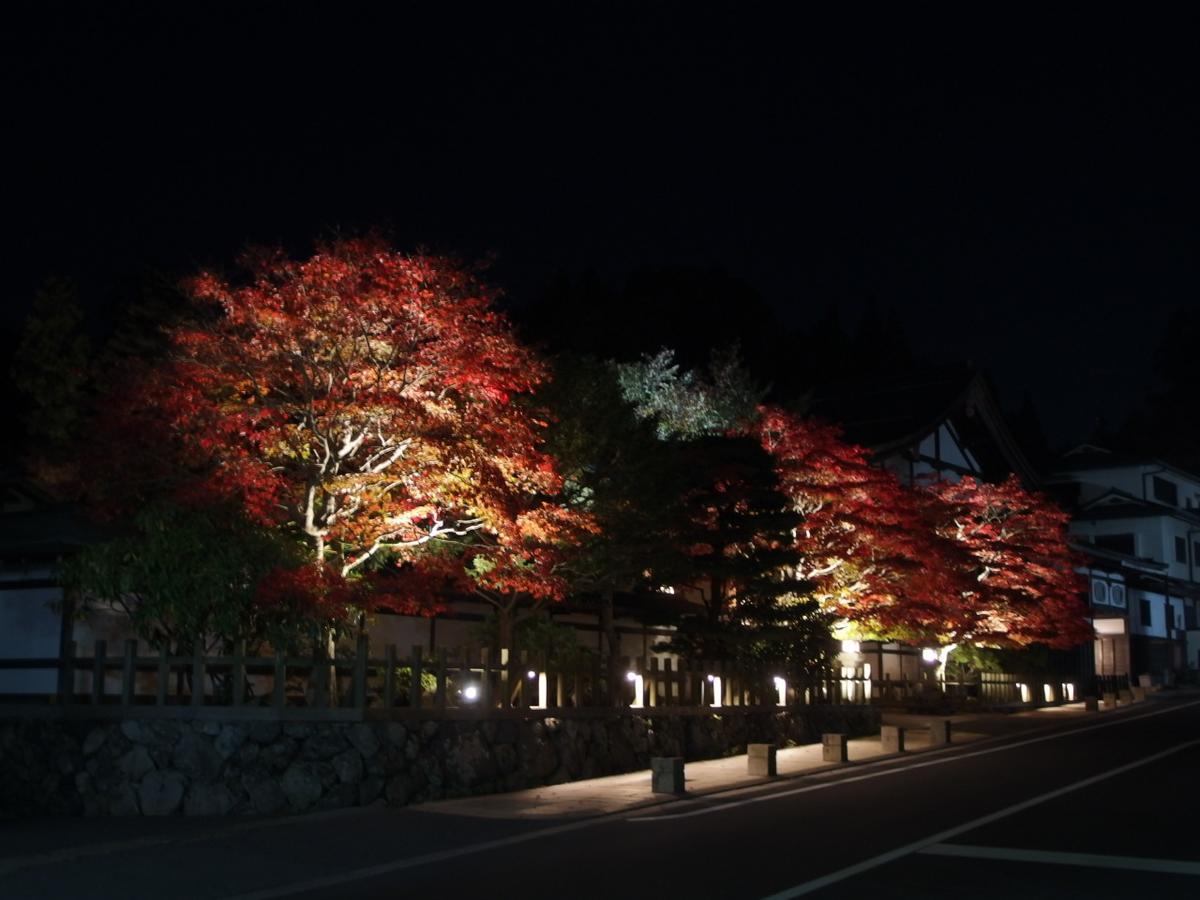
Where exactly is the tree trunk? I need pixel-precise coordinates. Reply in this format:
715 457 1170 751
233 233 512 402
497 607 516 656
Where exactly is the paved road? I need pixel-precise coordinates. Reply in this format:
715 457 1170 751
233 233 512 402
4 694 1199 900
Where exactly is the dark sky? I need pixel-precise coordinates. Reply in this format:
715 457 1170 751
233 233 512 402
4 5 1198 448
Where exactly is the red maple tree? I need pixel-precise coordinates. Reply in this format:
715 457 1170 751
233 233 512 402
105 238 590 633
754 406 971 636
755 406 1088 652
920 475 1090 649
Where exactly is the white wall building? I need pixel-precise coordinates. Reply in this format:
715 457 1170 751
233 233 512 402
1046 448 1200 682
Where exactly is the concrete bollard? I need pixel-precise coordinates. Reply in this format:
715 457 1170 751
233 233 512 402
927 719 951 746
822 733 848 763
1118 688 1133 705
881 725 905 754
747 743 777 777
1102 692 1117 710
650 757 685 795
1084 696 1100 712
1131 686 1146 702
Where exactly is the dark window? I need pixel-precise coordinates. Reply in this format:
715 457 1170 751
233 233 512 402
1153 476 1178 505
1176 536 1187 563
1111 585 1126 608
1094 533 1136 555
1140 598 1153 627
1186 605 1197 630
1091 580 1109 605
1194 541 1200 570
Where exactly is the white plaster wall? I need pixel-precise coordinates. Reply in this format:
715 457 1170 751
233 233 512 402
0 587 62 693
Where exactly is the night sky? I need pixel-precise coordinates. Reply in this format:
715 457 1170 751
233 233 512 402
4 6 1198 449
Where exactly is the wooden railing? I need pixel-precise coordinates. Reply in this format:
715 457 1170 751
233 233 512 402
0 639 1068 719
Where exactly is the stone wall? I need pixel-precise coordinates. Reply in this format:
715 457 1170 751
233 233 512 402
0 705 879 818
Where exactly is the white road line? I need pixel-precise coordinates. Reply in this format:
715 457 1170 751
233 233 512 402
218 816 605 900
630 698 1200 822
919 842 1200 876
758 738 1200 899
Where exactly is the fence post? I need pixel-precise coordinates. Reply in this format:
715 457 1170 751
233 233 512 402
92 640 106 706
121 639 136 708
434 647 447 711
58 640 75 706
409 646 424 709
479 647 492 708
273 650 286 709
191 641 204 708
662 657 674 706
156 645 169 705
232 640 246 707
353 634 369 710
383 644 397 708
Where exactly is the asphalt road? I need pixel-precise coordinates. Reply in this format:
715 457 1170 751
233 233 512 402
4 695 1199 900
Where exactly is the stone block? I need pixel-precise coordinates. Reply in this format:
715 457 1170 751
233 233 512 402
881 725 905 754
1084 696 1100 712
1102 692 1117 710
747 743 777 777
1118 689 1133 705
821 733 848 763
927 719 951 746
1131 686 1146 702
650 756 685 794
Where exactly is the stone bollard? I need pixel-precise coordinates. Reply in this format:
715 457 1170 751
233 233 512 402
822 733 848 763
747 743 778 777
881 725 905 754
1084 696 1100 712
1131 686 1146 702
1102 692 1117 710
1118 688 1133 706
650 757 685 795
928 719 951 746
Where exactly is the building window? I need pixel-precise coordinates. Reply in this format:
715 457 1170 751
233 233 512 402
1140 598 1153 628
1187 605 1197 630
1110 584 1126 608
1176 536 1187 563
1153 476 1178 506
1094 533 1136 555
1091 579 1109 606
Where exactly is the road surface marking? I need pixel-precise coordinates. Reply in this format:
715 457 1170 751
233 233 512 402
630 698 1200 822
758 738 1200 899
919 842 1200 875
217 815 605 900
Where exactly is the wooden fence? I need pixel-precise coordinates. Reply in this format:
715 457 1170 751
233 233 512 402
0 638 1063 720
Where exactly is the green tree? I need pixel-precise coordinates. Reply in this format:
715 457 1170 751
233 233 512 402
664 435 830 670
62 503 308 660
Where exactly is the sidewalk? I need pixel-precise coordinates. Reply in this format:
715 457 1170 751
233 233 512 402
420 704 1102 821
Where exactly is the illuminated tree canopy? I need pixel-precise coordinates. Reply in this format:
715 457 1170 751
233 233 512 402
99 238 592 629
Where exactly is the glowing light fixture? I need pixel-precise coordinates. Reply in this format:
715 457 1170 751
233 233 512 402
528 672 548 709
921 648 938 664
627 671 645 708
526 670 537 680
462 685 479 702
705 674 723 708
773 676 787 707
841 640 861 654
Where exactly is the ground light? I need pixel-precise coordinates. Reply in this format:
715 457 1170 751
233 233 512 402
526 670 548 709
626 671 645 708
705 674 723 708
